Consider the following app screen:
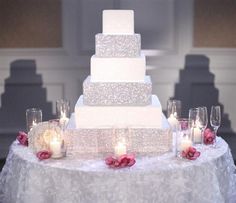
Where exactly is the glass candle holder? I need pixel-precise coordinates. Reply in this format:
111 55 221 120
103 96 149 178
48 122 67 159
167 99 182 118
177 119 192 153
189 108 203 145
167 99 182 131
112 126 132 157
56 99 70 129
26 108 42 132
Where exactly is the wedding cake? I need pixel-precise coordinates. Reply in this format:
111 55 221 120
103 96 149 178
67 10 172 156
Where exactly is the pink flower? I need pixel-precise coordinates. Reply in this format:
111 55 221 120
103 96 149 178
105 154 136 168
182 147 200 160
16 131 28 146
178 119 189 130
204 128 216 145
36 150 52 160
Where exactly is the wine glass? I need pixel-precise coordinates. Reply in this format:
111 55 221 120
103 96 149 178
210 105 221 138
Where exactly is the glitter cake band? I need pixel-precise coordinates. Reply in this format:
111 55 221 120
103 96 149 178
95 34 141 57
83 76 152 106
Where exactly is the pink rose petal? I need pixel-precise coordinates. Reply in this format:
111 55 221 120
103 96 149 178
105 156 115 165
114 160 120 167
204 129 216 145
189 147 196 154
105 154 136 168
36 150 52 160
182 147 200 160
16 131 28 146
204 128 211 134
119 157 129 167
127 158 136 167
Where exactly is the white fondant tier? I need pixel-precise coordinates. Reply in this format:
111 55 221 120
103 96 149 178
102 10 134 34
74 95 162 128
67 113 172 156
90 55 146 82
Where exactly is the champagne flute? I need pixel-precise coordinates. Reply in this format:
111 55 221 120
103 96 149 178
197 107 208 144
210 105 221 139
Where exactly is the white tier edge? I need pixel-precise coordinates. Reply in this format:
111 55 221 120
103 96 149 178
74 95 162 128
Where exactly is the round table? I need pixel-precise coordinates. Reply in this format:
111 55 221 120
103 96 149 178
0 138 236 203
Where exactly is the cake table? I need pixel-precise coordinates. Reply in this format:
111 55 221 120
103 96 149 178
0 138 236 203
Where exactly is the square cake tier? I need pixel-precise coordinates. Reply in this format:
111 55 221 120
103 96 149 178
95 34 141 57
90 55 146 82
102 10 134 34
67 113 172 157
75 95 162 128
83 75 152 106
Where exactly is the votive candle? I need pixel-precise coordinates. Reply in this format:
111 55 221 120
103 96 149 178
180 137 192 151
50 137 62 158
114 142 127 156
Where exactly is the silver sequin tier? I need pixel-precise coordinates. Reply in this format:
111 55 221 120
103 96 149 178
95 34 141 57
66 114 172 157
83 76 152 106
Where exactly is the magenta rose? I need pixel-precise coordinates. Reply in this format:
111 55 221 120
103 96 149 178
36 150 52 160
125 154 136 167
105 156 116 166
204 128 216 145
182 147 200 160
105 154 136 168
16 131 28 146
179 119 189 131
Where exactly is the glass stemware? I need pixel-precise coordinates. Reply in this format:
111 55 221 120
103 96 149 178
189 108 201 144
167 99 181 131
26 108 42 132
210 105 221 139
189 107 208 145
167 99 182 118
197 107 208 130
197 106 208 144
56 99 70 130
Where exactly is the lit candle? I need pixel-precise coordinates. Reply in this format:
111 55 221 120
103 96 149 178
32 120 37 126
168 113 179 130
50 137 62 158
59 112 69 127
180 137 192 151
29 120 38 131
193 127 202 143
114 142 127 156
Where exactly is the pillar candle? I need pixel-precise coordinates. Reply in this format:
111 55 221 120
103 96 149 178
50 138 62 158
167 113 179 130
193 127 202 143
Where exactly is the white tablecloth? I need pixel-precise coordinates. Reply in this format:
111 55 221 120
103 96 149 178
0 138 236 203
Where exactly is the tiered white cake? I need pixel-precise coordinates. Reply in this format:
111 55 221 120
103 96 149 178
67 10 172 156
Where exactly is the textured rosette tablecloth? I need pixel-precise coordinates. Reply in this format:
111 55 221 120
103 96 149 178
0 138 236 203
